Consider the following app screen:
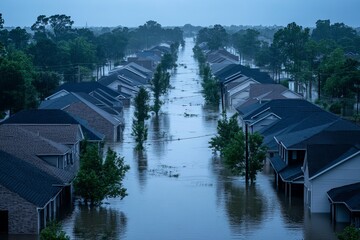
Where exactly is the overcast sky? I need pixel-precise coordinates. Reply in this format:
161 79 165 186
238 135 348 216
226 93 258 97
1 0 360 28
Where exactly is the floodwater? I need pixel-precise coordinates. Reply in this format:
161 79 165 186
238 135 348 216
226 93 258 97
60 38 341 240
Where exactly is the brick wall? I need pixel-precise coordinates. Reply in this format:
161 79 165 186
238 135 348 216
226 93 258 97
0 185 38 234
65 102 116 141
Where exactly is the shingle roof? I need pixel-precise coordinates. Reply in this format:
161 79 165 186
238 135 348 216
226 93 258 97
0 125 74 183
55 82 120 99
16 125 82 145
239 84 302 108
279 164 303 182
269 154 286 173
2 109 103 141
214 64 273 84
306 144 360 179
0 150 63 207
328 182 360 212
240 99 321 120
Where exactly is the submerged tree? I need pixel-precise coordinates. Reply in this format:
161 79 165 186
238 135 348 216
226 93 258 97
209 112 241 154
210 113 267 183
74 145 129 205
201 64 220 106
132 87 151 150
150 64 170 116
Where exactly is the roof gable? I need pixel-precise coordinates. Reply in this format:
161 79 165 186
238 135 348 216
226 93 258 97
0 150 62 207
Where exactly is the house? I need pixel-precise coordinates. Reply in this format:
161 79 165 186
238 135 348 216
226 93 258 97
0 125 76 182
327 182 360 226
1 109 96 152
40 93 123 142
212 64 274 108
47 82 127 111
0 150 65 234
0 124 80 233
236 84 302 109
303 129 360 213
206 49 239 65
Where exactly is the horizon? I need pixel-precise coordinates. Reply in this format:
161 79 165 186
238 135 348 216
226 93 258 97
1 0 360 29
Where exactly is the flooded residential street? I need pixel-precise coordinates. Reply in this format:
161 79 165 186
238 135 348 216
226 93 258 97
62 38 339 240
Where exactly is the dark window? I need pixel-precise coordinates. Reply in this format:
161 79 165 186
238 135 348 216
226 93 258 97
0 210 9 234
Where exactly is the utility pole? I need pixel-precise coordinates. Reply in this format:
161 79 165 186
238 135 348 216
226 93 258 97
245 122 249 184
77 65 80 83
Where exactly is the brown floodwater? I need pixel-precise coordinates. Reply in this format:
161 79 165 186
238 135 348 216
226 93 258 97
60 38 342 239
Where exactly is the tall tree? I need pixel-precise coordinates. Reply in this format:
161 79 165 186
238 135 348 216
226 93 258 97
8 27 30 50
132 87 151 150
232 28 261 62
74 145 129 205
150 64 170 116
0 51 38 113
209 113 241 154
272 22 310 92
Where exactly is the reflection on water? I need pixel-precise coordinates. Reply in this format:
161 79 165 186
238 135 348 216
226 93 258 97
134 150 147 190
70 205 127 240
58 38 340 240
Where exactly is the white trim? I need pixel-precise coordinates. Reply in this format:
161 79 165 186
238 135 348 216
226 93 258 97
310 151 360 180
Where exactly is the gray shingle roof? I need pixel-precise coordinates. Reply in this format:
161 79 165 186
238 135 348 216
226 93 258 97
0 125 74 183
306 144 360 179
328 182 360 212
2 109 103 142
0 150 63 207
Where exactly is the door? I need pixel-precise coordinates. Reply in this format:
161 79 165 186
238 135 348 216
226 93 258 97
0 210 9 233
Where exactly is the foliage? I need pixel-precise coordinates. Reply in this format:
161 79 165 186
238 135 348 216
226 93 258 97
248 132 267 182
0 50 38 113
232 28 261 61
201 64 220 105
132 119 148 151
74 145 129 205
150 64 170 115
209 112 241 154
33 71 61 100
337 225 360 240
132 87 151 150
196 25 228 50
223 130 245 174
40 221 70 240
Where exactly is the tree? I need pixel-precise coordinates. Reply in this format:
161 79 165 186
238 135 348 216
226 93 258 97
150 64 170 116
196 25 228 50
8 27 30 50
209 112 241 154
272 22 310 91
132 87 151 150
74 145 129 205
40 221 70 240
32 71 61 100
223 130 245 174
201 64 220 105
248 132 267 182
0 51 38 113
232 29 261 62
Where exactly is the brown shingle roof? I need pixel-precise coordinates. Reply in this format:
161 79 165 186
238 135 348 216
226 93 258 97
0 125 74 183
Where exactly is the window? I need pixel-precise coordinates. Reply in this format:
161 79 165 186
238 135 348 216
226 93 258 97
292 151 297 160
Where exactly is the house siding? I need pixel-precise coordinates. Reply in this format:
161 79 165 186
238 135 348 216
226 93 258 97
0 185 38 234
64 102 117 141
305 154 360 213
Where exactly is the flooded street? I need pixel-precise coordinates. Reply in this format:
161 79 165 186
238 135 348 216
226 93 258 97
62 38 339 240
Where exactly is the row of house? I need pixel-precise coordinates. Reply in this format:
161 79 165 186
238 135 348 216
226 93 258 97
0 44 173 235
199 44 360 226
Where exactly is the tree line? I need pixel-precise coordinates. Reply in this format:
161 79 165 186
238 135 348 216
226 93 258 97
194 20 360 117
0 13 184 115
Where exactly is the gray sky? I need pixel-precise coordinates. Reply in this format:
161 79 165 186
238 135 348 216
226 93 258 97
1 0 359 28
